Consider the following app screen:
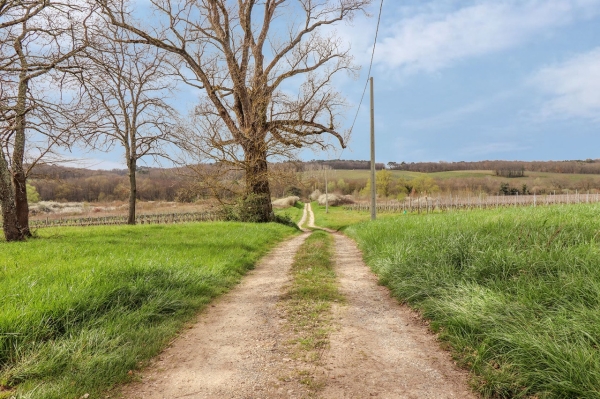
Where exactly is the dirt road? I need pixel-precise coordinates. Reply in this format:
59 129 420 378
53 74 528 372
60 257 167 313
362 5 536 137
120 204 476 398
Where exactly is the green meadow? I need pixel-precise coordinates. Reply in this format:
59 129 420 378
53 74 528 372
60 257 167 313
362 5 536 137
347 204 600 398
0 222 297 399
326 169 598 183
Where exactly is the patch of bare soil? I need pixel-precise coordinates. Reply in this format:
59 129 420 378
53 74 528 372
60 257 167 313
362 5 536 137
118 233 311 399
320 232 476 398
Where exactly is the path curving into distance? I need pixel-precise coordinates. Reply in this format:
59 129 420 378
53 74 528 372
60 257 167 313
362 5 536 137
119 203 476 398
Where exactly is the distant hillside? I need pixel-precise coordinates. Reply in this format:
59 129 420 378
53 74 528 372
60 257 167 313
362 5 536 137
387 159 600 174
29 164 185 202
304 159 386 170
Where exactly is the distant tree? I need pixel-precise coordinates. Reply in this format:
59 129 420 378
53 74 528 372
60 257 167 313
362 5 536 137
336 178 350 194
376 170 392 198
26 183 40 203
76 18 178 224
411 176 439 196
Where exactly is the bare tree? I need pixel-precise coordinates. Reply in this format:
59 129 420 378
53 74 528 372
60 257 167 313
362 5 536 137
100 0 369 222
77 20 178 224
0 0 88 240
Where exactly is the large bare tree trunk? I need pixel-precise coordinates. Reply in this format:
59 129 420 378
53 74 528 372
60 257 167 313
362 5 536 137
0 146 24 241
12 36 31 237
127 157 136 225
244 143 273 222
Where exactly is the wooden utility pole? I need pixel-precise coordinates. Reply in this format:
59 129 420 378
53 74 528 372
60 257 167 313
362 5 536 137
370 77 376 221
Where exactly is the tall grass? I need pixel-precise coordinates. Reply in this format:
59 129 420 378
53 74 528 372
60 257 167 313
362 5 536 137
347 205 600 398
0 222 297 399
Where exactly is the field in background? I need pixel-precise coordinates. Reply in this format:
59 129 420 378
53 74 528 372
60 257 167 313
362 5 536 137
28 200 219 220
327 169 600 183
347 205 600 398
0 222 297 399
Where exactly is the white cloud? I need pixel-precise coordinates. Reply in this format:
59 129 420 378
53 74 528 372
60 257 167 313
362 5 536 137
532 47 600 121
373 0 600 73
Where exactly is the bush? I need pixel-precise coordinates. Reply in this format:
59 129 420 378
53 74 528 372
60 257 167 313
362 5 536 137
272 196 300 208
317 194 354 206
309 189 322 201
222 193 272 223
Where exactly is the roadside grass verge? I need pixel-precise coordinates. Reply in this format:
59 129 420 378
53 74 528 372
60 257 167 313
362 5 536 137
274 201 305 223
347 204 600 398
0 222 297 399
280 230 341 392
311 202 396 231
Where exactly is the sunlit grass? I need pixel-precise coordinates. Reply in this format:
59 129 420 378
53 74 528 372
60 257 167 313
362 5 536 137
0 222 297 399
347 204 600 398
274 201 305 223
311 202 397 231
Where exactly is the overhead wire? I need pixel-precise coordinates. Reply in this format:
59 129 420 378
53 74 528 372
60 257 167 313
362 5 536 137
337 0 384 160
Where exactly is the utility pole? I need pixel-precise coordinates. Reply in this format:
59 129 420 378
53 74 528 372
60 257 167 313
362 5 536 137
370 77 376 221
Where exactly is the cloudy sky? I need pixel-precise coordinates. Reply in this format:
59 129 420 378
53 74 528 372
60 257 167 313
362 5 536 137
337 0 600 164
72 0 600 169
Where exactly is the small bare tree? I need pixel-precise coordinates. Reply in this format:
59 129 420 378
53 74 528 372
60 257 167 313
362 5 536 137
0 0 88 240
100 0 369 222
77 19 178 224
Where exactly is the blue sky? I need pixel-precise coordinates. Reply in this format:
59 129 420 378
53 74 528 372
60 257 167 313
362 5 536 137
70 0 600 169
336 0 600 164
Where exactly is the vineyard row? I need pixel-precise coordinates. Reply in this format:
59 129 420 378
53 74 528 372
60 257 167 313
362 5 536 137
25 211 224 229
345 193 600 214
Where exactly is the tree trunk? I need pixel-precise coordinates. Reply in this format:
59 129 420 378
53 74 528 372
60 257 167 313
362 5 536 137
244 144 273 222
127 158 136 225
0 147 24 241
12 169 30 237
12 40 31 237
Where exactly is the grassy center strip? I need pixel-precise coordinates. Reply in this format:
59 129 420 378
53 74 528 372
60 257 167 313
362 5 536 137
279 230 342 393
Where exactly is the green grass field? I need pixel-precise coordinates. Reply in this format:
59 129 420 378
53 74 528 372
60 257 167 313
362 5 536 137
274 201 305 223
311 202 399 231
347 205 600 398
0 222 297 399
315 169 599 183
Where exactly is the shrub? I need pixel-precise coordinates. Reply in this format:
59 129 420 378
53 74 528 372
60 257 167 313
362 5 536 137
222 193 272 223
272 196 300 208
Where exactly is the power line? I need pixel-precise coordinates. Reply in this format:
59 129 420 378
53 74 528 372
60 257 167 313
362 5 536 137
347 0 384 139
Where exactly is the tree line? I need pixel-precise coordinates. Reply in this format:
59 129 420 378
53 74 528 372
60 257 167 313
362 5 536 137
388 160 600 174
28 165 185 203
1 0 371 241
